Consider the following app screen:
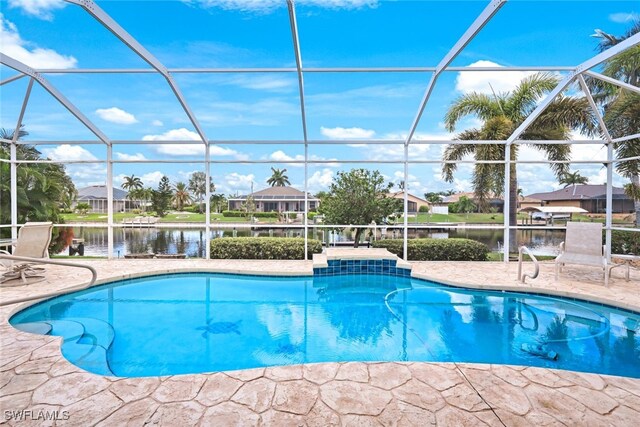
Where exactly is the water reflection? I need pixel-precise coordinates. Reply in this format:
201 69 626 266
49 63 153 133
61 226 567 257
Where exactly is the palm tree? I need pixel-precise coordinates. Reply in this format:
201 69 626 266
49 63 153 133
590 21 640 225
559 170 589 188
189 171 215 213
442 73 597 248
121 175 143 211
456 195 476 218
267 167 290 187
173 182 192 211
121 174 143 192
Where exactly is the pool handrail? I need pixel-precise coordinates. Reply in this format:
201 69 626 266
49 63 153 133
0 254 97 306
518 246 539 284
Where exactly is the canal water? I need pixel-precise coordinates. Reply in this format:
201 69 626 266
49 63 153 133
59 227 565 258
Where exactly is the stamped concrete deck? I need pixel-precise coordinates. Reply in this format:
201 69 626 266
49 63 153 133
1 259 639 426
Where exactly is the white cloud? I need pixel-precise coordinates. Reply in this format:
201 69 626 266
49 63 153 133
142 128 246 158
41 145 107 188
151 120 164 127
8 0 65 20
142 127 201 142
183 0 378 14
140 171 165 187
345 131 451 161
320 126 376 139
609 12 639 23
455 60 537 95
0 14 76 68
113 171 165 188
268 150 339 167
41 144 97 161
95 107 138 125
115 152 147 161
307 168 334 192
224 172 255 192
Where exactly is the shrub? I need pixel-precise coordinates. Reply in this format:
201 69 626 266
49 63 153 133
222 210 278 218
611 230 640 255
418 205 429 213
372 238 489 261
75 202 91 215
210 237 323 260
308 212 318 220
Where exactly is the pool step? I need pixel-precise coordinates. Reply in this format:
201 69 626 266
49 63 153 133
46 319 115 376
313 248 412 277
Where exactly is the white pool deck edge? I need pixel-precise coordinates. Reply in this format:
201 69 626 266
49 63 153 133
1 259 639 426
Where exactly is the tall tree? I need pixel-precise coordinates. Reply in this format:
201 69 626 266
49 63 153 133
455 196 476 218
151 176 173 217
267 167 290 187
210 193 227 214
121 174 143 192
319 169 401 247
0 127 75 252
188 171 215 213
590 21 640 225
442 73 597 249
173 182 192 211
559 170 589 188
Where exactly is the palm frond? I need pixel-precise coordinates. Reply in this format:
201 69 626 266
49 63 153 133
505 73 560 120
444 93 501 132
530 97 599 138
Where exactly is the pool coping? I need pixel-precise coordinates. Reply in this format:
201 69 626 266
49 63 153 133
4 261 640 318
2 260 640 426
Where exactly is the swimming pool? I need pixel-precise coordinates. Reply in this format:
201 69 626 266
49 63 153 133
9 272 640 378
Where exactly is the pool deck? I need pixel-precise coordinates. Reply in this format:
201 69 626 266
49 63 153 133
1 259 639 426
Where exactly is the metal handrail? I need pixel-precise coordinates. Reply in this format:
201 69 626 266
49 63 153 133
517 246 539 283
0 254 97 306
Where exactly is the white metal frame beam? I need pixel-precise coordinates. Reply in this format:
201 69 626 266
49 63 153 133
0 54 111 145
0 73 26 86
65 0 209 147
499 30 640 261
586 70 640 95
401 0 506 260
286 0 310 260
32 66 577 74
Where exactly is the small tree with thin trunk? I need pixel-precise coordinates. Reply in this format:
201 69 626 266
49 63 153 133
319 169 400 248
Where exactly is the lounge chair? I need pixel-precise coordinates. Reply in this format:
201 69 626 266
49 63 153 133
0 222 53 285
555 221 614 287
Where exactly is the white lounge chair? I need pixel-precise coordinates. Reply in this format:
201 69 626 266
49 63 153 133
0 222 53 285
555 221 614 287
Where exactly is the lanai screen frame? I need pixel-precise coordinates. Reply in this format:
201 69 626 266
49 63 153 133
1 0 639 261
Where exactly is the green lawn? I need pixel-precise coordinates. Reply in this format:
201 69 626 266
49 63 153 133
61 212 279 224
60 211 634 226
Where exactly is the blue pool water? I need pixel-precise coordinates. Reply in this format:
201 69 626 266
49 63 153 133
10 273 640 378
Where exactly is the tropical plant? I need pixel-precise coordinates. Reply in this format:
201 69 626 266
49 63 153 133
442 73 597 248
239 195 256 220
172 182 192 211
455 195 476 218
121 174 143 192
61 186 78 212
0 127 76 252
590 21 640 225
188 171 215 213
267 167 290 187
151 176 173 217
210 193 227 214
559 170 589 187
319 169 401 248
74 202 91 215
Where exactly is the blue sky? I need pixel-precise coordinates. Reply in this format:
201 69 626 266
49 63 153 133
1 0 638 197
